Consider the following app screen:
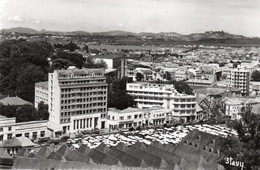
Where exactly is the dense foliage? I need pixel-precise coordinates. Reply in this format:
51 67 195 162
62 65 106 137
107 76 136 110
171 80 193 95
53 42 80 51
251 70 260 82
0 101 49 122
136 72 144 81
84 57 107 69
0 39 53 102
50 51 85 71
219 108 260 169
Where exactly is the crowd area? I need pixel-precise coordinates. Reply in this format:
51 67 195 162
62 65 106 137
67 124 238 149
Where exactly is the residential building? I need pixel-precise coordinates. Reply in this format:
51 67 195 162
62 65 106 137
230 68 250 96
34 81 48 108
223 97 260 120
48 68 108 134
126 82 197 123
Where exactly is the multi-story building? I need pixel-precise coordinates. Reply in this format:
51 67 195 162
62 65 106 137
48 68 108 134
126 82 197 123
230 68 250 96
35 81 48 108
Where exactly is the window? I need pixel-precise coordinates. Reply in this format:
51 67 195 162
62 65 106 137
120 116 124 120
16 134 22 137
40 131 45 137
127 116 132 119
0 127 3 132
7 133 12 139
33 132 37 139
8 127 12 131
24 133 30 138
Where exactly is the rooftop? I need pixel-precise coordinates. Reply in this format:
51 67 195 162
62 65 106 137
0 97 33 106
35 81 48 88
0 137 36 148
56 68 105 78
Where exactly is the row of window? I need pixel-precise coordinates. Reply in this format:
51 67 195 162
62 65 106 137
35 90 48 95
173 104 196 108
173 110 196 114
61 108 106 118
134 96 164 101
61 103 106 110
128 91 165 96
61 97 106 104
60 79 105 85
4 131 45 140
0 126 12 132
61 86 106 93
61 92 107 98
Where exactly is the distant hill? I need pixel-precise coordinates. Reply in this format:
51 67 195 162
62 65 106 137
1 27 259 44
92 30 137 36
1 27 39 34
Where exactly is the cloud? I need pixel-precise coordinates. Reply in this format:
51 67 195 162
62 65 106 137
26 20 40 24
118 23 124 28
7 15 40 24
8 15 23 22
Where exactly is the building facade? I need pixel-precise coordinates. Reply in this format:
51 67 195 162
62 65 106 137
0 115 49 143
48 68 108 134
35 81 48 108
230 68 250 96
107 107 172 130
126 82 197 123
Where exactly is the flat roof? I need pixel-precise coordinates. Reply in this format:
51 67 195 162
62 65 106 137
35 81 48 88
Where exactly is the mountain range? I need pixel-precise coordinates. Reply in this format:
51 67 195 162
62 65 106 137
1 27 259 42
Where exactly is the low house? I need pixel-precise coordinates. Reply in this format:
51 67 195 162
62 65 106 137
0 137 36 156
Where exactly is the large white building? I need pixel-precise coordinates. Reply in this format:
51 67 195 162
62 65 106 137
48 68 108 134
230 68 250 96
35 81 48 108
126 82 197 123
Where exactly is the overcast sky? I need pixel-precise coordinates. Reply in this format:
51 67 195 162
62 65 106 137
1 0 260 36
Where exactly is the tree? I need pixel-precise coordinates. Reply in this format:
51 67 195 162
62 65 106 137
0 40 53 103
251 70 260 82
37 101 49 120
171 80 193 95
164 71 172 81
51 51 85 69
84 57 107 69
136 73 144 82
107 77 135 110
219 107 260 169
54 42 80 52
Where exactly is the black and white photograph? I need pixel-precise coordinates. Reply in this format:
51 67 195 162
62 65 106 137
0 0 260 169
